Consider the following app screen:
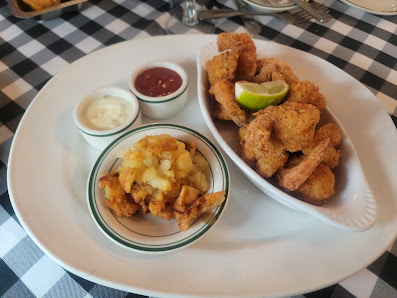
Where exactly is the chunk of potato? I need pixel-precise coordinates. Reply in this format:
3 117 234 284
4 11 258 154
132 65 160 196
173 185 201 212
176 151 193 173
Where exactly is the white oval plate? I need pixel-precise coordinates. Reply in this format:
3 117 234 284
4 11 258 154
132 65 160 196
88 123 230 254
339 0 397 15
7 35 397 297
241 0 296 13
197 41 377 231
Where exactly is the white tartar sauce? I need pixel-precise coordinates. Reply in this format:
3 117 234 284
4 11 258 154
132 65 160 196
82 96 133 130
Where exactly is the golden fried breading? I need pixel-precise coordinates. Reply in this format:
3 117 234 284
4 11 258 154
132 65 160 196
251 62 275 83
173 185 201 212
238 127 256 167
273 102 321 152
213 102 232 121
265 57 299 85
209 79 247 127
139 199 150 214
205 50 240 86
239 108 288 177
295 163 335 205
149 201 173 220
275 138 330 192
130 185 150 203
255 138 289 178
313 123 342 147
217 33 257 81
302 123 342 169
321 147 341 170
176 191 226 231
253 57 299 85
244 107 275 149
285 81 326 112
99 173 140 217
236 50 257 82
217 32 252 52
21 0 60 10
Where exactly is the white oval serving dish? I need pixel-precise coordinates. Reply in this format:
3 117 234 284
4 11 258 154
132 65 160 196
197 41 377 232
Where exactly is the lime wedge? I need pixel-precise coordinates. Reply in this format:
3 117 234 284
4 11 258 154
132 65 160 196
235 80 289 111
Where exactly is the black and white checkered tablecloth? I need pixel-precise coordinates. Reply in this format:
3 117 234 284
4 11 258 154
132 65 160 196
0 0 396 297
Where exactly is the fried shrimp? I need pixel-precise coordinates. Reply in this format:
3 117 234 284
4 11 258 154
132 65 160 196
217 33 257 82
209 79 247 127
213 102 232 121
255 138 289 178
239 107 288 177
238 106 275 165
251 62 275 83
244 107 276 149
239 127 257 167
295 163 335 205
272 102 321 153
312 123 342 147
253 57 299 85
275 138 330 192
205 50 240 86
302 123 342 169
285 81 326 112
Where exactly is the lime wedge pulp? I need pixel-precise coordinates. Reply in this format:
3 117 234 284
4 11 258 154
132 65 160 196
235 80 289 111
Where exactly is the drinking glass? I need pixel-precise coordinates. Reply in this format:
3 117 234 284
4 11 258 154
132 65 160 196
166 0 214 34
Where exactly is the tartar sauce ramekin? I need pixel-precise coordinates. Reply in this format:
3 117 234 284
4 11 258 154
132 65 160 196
73 86 142 150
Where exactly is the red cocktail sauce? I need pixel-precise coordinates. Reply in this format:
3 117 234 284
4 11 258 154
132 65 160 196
134 67 182 97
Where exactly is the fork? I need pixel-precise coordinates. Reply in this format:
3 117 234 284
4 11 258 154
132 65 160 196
289 0 332 23
232 0 262 35
197 2 331 24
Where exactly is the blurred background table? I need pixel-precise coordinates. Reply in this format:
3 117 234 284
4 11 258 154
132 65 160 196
0 0 396 297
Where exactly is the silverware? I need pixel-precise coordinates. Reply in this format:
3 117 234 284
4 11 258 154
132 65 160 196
232 0 262 35
198 9 312 24
288 0 332 23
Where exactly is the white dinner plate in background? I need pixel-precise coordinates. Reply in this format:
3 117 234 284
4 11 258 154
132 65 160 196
339 0 397 15
241 0 296 12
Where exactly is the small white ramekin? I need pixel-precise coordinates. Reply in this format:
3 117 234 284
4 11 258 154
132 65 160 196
73 86 142 150
128 61 188 120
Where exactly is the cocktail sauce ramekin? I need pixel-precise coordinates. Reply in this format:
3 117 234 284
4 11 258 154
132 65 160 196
128 61 188 120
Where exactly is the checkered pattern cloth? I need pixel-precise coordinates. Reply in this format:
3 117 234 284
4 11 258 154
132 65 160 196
0 0 396 297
